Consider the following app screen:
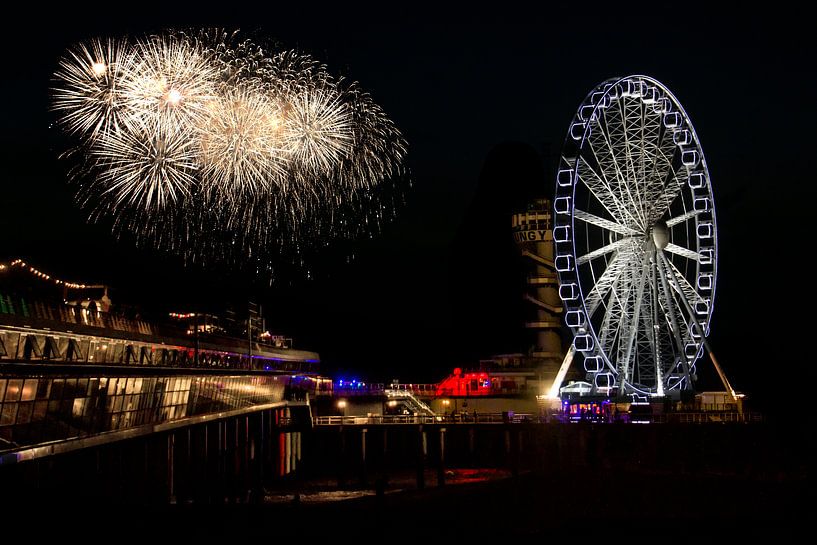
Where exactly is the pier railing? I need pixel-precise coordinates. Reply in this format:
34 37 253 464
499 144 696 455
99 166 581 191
314 413 535 426
333 383 438 397
314 411 764 426
651 411 764 424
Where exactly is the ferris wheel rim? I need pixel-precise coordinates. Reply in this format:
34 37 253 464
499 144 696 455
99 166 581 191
554 75 718 397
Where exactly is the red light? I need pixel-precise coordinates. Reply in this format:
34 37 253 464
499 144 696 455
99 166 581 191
435 369 494 397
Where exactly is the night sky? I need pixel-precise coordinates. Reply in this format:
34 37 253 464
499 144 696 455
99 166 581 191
1 4 814 417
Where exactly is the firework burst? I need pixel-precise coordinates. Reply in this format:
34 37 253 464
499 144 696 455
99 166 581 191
284 84 354 174
199 85 289 200
120 34 218 132
89 117 198 209
52 29 408 275
52 38 135 140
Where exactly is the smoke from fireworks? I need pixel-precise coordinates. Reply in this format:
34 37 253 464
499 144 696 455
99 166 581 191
52 30 408 275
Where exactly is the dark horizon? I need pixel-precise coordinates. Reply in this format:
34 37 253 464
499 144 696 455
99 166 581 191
2 5 814 417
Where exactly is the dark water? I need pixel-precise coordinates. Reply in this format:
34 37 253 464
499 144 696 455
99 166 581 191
264 467 511 504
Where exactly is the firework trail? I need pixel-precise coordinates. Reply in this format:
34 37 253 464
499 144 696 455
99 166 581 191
52 29 408 275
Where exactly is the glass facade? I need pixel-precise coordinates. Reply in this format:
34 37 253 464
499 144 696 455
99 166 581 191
0 373 289 452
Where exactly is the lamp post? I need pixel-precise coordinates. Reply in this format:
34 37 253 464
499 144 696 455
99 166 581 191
337 399 347 421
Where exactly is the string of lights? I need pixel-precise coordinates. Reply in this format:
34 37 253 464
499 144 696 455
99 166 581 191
0 258 94 289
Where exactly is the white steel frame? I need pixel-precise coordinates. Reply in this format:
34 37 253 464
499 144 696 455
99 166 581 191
554 76 718 398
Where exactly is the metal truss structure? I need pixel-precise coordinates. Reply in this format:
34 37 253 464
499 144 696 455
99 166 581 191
554 76 718 398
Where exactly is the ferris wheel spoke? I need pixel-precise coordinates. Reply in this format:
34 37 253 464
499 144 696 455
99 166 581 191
658 262 690 387
643 126 669 176
640 105 677 223
574 209 640 236
589 106 629 201
640 103 664 201
590 106 649 228
666 209 701 228
611 97 636 199
655 255 692 386
642 265 661 387
657 293 689 352
585 251 629 318
624 99 655 225
631 258 662 388
597 283 621 356
613 99 649 227
577 154 639 227
662 256 698 304
601 266 637 364
658 250 711 368
658 251 700 319
618 253 650 382
651 163 689 221
576 237 634 265
664 242 699 262
635 101 654 222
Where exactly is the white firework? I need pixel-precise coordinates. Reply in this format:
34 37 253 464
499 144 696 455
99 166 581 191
199 85 290 199
284 85 354 175
89 118 198 210
120 34 218 132
52 38 136 140
339 86 408 191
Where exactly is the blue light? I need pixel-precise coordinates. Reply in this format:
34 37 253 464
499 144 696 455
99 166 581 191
335 377 369 390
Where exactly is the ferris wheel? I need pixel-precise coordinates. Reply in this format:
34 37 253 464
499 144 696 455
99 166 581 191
553 75 718 399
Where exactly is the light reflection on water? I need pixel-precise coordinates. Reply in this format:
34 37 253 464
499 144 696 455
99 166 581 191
264 468 511 504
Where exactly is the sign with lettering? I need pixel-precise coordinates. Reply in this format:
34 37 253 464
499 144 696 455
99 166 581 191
513 230 553 243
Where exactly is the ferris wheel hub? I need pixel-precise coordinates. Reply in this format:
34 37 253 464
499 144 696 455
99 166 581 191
650 219 669 250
